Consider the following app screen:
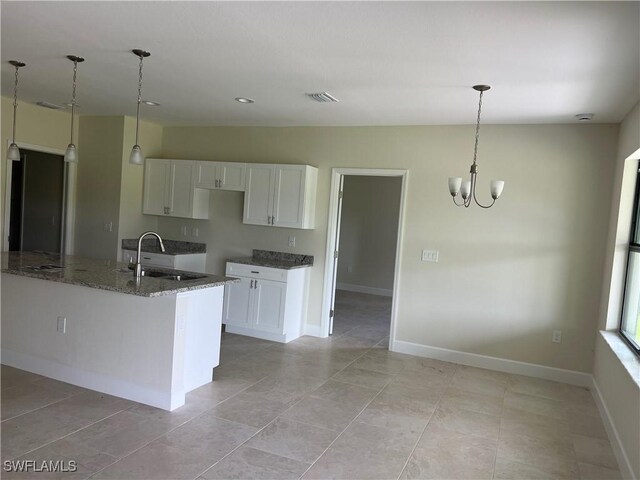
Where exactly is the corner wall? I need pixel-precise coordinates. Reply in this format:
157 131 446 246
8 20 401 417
159 123 618 374
337 175 402 294
595 100 640 480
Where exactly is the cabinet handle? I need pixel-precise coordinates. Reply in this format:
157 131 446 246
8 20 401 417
216 179 220 188
250 279 254 289
254 279 258 288
164 207 170 215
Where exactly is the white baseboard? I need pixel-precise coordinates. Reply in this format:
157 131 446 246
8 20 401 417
336 283 393 297
591 377 636 480
2 348 180 410
392 340 592 387
303 323 324 338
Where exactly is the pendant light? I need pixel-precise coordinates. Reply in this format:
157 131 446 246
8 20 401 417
448 85 505 208
7 60 26 162
130 49 150 165
64 55 84 163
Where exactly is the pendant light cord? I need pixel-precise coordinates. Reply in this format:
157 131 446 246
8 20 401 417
70 59 78 145
135 55 144 146
12 65 19 144
472 90 484 166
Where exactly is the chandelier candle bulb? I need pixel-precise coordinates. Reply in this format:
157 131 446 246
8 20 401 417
448 177 462 196
490 180 505 199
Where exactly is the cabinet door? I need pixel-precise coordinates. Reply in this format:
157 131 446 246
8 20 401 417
223 277 253 327
195 162 218 189
243 165 275 226
143 159 171 215
218 163 246 191
272 165 306 228
252 279 286 332
169 161 195 218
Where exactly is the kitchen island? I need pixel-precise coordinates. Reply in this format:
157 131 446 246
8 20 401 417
1 251 238 411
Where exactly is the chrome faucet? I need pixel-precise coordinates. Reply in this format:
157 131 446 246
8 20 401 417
134 231 165 279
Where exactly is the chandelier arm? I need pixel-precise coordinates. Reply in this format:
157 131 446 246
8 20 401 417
472 186 496 209
452 196 466 207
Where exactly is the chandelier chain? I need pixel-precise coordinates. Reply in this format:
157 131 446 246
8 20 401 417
472 90 483 165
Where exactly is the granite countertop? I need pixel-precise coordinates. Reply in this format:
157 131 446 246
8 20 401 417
121 239 206 255
228 249 314 270
1 251 237 298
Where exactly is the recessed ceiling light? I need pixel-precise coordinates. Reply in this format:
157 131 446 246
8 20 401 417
142 100 161 106
235 97 255 104
575 113 594 122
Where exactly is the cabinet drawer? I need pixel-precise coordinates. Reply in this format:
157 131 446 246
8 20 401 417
225 262 288 282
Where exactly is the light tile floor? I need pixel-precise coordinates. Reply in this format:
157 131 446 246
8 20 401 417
1 291 622 479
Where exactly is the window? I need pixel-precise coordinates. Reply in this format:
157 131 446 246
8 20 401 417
620 167 640 355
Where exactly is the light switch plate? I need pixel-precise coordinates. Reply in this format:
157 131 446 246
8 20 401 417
422 250 439 262
57 316 66 334
288 236 296 247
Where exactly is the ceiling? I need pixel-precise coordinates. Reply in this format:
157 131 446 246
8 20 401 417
1 1 639 126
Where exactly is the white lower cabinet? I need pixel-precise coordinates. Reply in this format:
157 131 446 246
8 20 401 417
223 262 309 343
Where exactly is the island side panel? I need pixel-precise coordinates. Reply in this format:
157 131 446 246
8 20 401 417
177 286 223 393
1 274 181 410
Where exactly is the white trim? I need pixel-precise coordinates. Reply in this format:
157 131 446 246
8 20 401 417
392 340 592 387
320 168 408 345
591 376 636 480
3 141 75 254
1 348 180 411
303 323 323 337
336 283 393 297
225 324 289 343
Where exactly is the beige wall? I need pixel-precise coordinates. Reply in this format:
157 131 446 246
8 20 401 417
1 97 76 248
74 116 125 260
74 115 163 260
117 116 162 255
594 101 640 480
159 123 618 373
337 175 401 292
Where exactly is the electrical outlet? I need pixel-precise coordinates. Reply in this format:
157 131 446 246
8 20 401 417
192 227 199 237
347 265 353 273
552 330 562 343
288 236 296 247
57 316 66 334
108 221 113 232
421 250 439 262
181 225 188 237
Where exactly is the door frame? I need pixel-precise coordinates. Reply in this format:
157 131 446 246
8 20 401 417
320 167 408 350
3 141 76 255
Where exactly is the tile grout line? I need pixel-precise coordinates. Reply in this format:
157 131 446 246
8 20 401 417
395 363 459 480
195 340 381 479
85 373 270 479
1 386 87 424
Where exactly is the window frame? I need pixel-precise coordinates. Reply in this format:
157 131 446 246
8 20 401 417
619 165 640 356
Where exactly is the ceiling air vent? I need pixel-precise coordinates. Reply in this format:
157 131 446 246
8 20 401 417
36 101 65 110
306 92 339 103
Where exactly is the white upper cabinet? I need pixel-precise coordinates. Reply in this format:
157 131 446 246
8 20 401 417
196 162 246 191
143 159 209 219
243 164 317 229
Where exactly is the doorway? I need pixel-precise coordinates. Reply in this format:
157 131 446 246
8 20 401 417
7 148 66 253
322 168 408 349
